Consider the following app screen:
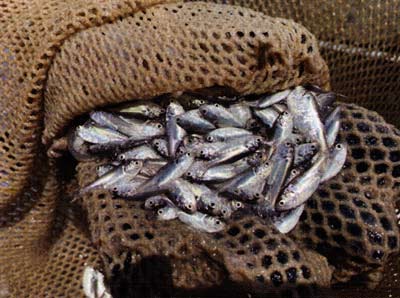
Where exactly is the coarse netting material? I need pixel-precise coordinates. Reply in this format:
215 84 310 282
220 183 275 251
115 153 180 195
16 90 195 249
0 1 399 298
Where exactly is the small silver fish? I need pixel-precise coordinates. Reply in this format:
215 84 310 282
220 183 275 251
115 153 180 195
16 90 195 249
325 106 341 147
77 123 128 144
287 87 328 151
277 152 328 211
96 164 115 177
157 206 179 220
67 128 94 161
151 138 169 158
199 135 263 165
176 110 216 133
111 101 164 119
144 195 173 210
185 160 209 180
117 145 162 161
293 142 319 167
220 161 272 201
167 179 197 213
177 211 225 233
254 108 280 128
272 204 305 234
321 143 347 183
201 158 251 182
272 111 293 147
90 111 165 140
134 152 194 197
111 173 148 196
81 160 143 194
166 102 187 157
263 141 294 208
229 103 252 127
252 89 291 108
140 160 168 177
206 127 252 142
199 103 243 127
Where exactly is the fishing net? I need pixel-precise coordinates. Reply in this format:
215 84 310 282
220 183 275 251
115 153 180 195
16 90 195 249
0 1 399 297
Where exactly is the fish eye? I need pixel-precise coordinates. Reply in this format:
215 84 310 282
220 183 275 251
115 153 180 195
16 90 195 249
278 200 285 206
215 220 221 225
135 161 139 165
155 141 159 145
158 209 163 215
157 124 163 128
187 204 193 210
236 202 243 208
292 169 298 174
256 137 262 142
234 189 240 194
206 136 213 142
113 187 117 191
283 111 289 116
148 200 154 206
214 104 219 107
285 142 291 147
255 193 261 198
210 202 216 208
176 117 181 123
187 152 191 156
311 145 316 149
119 154 125 160
194 195 199 200
336 144 343 149
187 171 193 177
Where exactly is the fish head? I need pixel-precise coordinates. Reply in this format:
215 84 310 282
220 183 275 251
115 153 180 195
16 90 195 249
147 121 165 134
145 197 158 209
205 217 225 232
125 160 143 173
276 188 296 211
157 207 177 220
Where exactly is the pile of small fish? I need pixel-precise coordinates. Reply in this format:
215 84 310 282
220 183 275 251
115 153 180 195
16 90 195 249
69 86 347 234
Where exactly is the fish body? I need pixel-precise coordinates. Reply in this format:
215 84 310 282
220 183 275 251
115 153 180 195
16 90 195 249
201 158 251 182
177 211 225 233
135 153 194 197
220 161 272 201
263 142 294 208
166 102 187 157
229 103 252 127
272 204 305 234
140 160 168 177
286 87 328 151
254 108 280 128
117 145 162 161
90 111 165 140
252 89 291 108
199 103 243 127
205 127 252 142
167 179 197 213
176 110 215 133
96 164 115 177
325 106 341 147
81 160 143 194
77 123 128 144
321 143 347 182
272 111 293 146
277 152 328 211
112 101 164 119
68 128 94 161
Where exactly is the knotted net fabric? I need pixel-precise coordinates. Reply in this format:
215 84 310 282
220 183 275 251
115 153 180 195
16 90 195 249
0 1 399 297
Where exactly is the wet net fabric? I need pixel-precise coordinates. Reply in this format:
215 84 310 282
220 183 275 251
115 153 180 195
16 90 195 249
0 1 399 297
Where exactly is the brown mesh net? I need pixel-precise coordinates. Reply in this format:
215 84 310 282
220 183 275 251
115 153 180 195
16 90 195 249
0 1 399 297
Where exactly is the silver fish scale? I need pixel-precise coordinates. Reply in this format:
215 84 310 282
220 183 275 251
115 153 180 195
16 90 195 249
72 86 344 234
